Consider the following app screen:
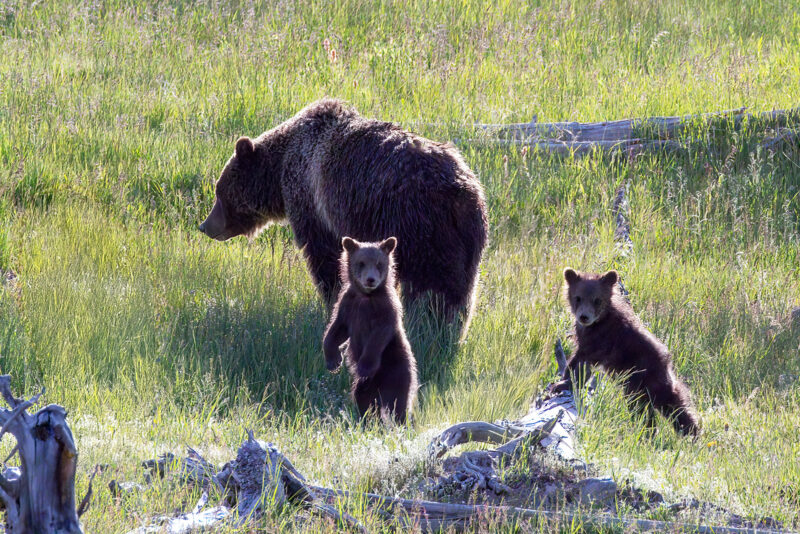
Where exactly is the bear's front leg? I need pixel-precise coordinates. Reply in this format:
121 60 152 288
323 309 348 372
357 325 395 378
296 225 342 307
548 350 592 395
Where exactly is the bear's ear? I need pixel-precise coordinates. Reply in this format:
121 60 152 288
601 270 619 286
342 237 359 253
379 237 397 255
235 136 255 159
564 268 580 285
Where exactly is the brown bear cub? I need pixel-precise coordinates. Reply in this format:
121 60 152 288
553 268 701 436
323 236 418 424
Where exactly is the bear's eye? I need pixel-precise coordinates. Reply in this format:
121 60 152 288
593 298 601 306
377 263 383 270
575 296 581 304
357 261 365 270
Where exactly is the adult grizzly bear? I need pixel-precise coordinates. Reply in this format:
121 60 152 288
323 236 418 424
199 99 488 326
552 268 701 436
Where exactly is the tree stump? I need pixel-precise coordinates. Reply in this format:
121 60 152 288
0 375 83 534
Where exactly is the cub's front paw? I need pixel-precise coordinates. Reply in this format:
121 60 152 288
356 359 379 378
547 379 572 396
325 353 343 372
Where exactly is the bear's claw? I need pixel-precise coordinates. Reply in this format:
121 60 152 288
325 356 343 372
356 360 379 378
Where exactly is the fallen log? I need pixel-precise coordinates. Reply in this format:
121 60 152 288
128 432 366 534
0 375 84 534
473 107 797 142
424 338 591 505
132 420 788 534
459 137 684 156
310 484 788 534
441 106 799 155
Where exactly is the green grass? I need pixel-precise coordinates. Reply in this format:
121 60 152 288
0 0 799 531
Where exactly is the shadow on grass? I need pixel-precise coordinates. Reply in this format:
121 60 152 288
403 294 464 401
160 283 467 421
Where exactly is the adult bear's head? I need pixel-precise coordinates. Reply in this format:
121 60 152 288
199 136 286 241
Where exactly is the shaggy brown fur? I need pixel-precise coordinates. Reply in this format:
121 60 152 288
552 268 701 436
199 99 488 326
323 236 418 424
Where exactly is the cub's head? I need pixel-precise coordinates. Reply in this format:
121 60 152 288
342 236 397 294
199 136 285 241
564 268 618 326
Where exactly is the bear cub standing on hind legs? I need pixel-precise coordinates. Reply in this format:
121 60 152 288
323 236 418 424
552 268 701 436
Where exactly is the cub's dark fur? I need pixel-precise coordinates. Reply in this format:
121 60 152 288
555 268 700 436
323 236 418 423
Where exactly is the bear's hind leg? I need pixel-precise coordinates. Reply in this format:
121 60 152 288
625 391 658 435
352 376 381 421
374 359 413 424
649 382 700 436
670 406 700 437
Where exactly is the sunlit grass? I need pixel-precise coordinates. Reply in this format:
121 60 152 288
0 0 799 532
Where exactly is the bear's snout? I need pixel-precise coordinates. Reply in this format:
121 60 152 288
199 199 231 241
576 308 597 325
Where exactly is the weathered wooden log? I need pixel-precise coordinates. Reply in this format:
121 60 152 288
142 448 220 491
128 501 230 534
460 137 684 156
0 375 83 534
135 440 785 532
444 106 799 155
426 421 523 459
474 107 797 142
310 485 787 534
132 430 788 534
762 127 800 151
129 432 366 534
422 340 589 503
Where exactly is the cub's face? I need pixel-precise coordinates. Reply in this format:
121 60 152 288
564 268 618 326
343 236 397 294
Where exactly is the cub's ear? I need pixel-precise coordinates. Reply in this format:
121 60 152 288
235 136 255 158
379 236 397 255
564 268 580 285
601 270 619 286
342 236 359 253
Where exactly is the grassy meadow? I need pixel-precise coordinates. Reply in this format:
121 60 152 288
1 0 799 531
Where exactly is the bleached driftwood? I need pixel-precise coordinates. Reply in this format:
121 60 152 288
132 421 787 534
0 375 84 534
398 341 786 533
468 137 683 156
425 338 589 504
451 106 799 155
128 431 365 534
476 107 796 141
310 484 787 534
